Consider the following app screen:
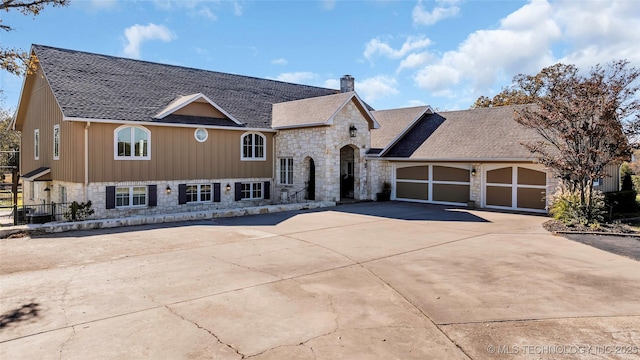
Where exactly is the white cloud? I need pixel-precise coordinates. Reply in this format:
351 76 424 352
324 78 339 89
273 72 319 84
323 0 336 10
412 0 460 26
198 7 218 21
271 58 288 66
413 0 560 97
123 23 176 59
397 52 431 72
406 99 428 107
233 1 243 16
364 35 431 61
357 75 400 102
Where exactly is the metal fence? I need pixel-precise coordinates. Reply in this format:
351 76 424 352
11 202 71 225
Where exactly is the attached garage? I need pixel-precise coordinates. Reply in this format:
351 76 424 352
395 164 470 205
484 165 547 212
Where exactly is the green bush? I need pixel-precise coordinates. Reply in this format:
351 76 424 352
549 187 605 226
63 201 95 222
604 190 638 214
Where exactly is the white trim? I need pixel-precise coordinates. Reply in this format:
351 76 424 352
194 128 208 142
185 183 213 203
113 125 151 160
34 129 40 160
53 124 60 160
22 167 51 181
240 181 263 200
154 93 242 125
240 131 267 161
115 185 148 208
279 157 294 185
482 164 548 212
63 116 277 133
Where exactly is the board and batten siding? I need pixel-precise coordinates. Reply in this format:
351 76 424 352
88 123 273 182
16 67 85 183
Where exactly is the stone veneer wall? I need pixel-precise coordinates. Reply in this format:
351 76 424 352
367 159 392 198
86 178 272 220
275 101 373 202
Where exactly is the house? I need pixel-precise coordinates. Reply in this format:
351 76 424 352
11 45 620 220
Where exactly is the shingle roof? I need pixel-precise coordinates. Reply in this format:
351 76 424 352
385 105 542 160
32 45 339 129
370 106 431 149
272 92 356 128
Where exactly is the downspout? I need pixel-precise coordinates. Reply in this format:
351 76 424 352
272 132 278 202
84 121 91 202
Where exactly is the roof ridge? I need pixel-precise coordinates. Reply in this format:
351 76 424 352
31 44 338 92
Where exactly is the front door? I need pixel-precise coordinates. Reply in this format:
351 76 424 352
307 158 315 200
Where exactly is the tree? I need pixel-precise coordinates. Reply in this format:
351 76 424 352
514 60 640 222
1 0 70 76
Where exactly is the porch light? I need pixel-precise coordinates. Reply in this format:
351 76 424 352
166 185 171 194
43 187 50 192
226 183 231 192
349 125 357 138
471 167 477 177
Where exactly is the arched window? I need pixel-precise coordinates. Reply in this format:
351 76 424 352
114 125 151 160
240 132 266 161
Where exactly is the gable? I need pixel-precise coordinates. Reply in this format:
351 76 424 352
272 92 379 130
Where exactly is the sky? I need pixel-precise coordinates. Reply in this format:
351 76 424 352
1 0 639 112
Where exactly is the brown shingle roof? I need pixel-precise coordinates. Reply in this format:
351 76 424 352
385 105 542 160
370 106 431 149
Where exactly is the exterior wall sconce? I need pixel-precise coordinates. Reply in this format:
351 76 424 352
349 125 357 138
43 187 51 192
166 185 171 194
471 167 477 177
226 183 231 192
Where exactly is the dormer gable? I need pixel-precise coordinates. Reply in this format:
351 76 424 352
154 93 242 125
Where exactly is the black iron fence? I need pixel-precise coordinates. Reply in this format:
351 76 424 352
11 202 71 225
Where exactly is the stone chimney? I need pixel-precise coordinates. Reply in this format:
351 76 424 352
340 75 354 93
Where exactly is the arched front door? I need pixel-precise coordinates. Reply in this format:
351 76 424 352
306 158 315 200
340 146 355 199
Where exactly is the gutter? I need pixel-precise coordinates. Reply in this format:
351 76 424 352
84 121 91 202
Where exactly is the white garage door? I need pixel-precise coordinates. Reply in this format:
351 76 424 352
484 165 547 212
395 164 470 205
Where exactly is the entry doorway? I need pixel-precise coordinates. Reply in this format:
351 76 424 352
340 146 355 199
306 157 315 200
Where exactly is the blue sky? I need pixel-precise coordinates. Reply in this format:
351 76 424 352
1 0 639 112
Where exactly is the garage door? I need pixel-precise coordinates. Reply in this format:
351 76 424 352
485 165 546 212
395 164 470 205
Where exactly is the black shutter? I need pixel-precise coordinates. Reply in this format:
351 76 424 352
213 183 221 202
106 186 116 209
234 182 242 201
148 185 157 207
178 184 187 204
263 181 270 200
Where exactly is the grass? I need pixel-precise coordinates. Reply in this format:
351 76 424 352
0 191 22 206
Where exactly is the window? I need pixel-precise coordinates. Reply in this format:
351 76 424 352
59 185 67 203
115 186 147 208
53 125 60 160
241 132 266 160
241 182 263 200
29 181 35 200
34 129 40 160
194 128 208 142
280 158 293 185
186 184 211 203
115 126 150 159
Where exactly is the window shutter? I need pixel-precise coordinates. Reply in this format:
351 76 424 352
148 185 157 207
178 184 187 204
213 183 221 202
106 186 116 209
234 182 242 201
264 181 270 200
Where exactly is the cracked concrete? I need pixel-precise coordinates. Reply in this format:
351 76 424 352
1 202 639 359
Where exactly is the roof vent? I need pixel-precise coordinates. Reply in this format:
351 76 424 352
340 75 354 93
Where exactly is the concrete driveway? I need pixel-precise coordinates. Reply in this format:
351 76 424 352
1 202 639 359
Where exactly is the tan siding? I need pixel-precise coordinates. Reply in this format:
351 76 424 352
517 167 546 186
596 163 620 192
88 124 273 182
433 184 469 203
174 102 226 118
17 68 83 182
396 182 428 200
397 166 428 180
487 167 512 184
433 166 469 182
